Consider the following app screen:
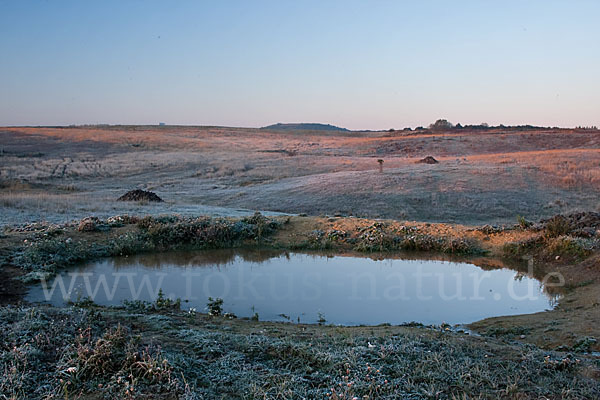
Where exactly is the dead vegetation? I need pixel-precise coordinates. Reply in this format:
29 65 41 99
1 126 599 225
1 304 599 399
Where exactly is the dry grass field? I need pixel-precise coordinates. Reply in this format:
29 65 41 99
1 125 599 226
2 125 600 398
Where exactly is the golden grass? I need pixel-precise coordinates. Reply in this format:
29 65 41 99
1 126 599 224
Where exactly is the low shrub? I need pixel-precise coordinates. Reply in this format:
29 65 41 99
517 215 532 229
503 232 598 260
544 236 595 259
503 236 545 257
544 216 572 238
138 213 280 249
122 290 181 312
354 224 482 254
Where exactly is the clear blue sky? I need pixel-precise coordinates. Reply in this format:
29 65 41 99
1 0 598 129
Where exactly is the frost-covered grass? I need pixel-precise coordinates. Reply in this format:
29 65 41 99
1 305 599 399
2 126 600 226
11 214 282 282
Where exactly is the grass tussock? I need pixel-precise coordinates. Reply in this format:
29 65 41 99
58 325 179 398
544 215 572 238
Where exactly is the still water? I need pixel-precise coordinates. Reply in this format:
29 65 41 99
26 249 555 325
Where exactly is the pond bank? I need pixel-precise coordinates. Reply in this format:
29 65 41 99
1 213 599 350
0 213 599 397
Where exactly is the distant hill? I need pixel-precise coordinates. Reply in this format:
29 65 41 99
261 123 349 132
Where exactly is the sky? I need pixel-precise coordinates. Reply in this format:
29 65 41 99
1 0 599 130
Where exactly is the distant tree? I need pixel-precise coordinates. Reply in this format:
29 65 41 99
455 123 463 129
429 119 454 130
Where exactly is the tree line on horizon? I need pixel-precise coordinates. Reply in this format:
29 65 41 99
388 119 598 133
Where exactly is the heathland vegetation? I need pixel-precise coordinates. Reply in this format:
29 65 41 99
1 124 599 398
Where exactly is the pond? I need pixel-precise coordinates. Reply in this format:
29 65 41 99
26 249 556 325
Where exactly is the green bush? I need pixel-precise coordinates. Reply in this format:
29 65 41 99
517 215 532 229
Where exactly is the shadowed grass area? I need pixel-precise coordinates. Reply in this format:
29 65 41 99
1 305 599 399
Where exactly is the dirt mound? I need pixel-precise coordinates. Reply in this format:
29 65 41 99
117 189 163 202
416 156 439 164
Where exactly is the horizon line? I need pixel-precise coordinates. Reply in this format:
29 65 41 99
2 122 599 131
